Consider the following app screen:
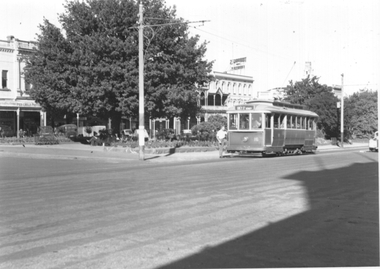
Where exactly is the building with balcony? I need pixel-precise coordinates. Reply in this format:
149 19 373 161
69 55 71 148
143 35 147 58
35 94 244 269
0 36 46 137
0 35 256 138
199 71 255 120
149 71 255 136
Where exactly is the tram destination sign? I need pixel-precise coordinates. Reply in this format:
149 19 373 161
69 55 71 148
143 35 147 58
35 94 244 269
236 105 255 110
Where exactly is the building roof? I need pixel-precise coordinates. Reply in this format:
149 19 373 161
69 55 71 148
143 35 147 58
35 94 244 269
212 71 254 83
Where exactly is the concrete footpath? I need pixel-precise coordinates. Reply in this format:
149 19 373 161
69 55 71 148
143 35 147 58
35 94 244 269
0 141 369 163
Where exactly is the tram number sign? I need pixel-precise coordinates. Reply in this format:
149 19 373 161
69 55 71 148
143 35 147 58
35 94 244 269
236 105 255 110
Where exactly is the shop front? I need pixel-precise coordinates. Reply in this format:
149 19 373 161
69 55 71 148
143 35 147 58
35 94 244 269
0 100 46 137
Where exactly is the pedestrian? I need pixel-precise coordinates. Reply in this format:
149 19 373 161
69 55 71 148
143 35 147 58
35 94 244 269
216 125 227 158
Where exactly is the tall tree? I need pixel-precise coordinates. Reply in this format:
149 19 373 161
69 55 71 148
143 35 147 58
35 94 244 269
283 76 339 138
25 19 77 125
344 90 378 138
25 0 213 132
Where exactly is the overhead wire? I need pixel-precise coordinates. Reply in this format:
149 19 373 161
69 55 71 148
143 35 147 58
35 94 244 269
189 26 377 90
282 61 296 86
189 25 295 61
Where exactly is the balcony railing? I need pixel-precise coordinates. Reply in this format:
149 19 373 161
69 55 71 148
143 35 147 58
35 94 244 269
18 42 36 50
0 40 11 47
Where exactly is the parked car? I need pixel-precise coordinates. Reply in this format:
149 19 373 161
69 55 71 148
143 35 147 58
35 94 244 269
56 124 78 138
121 129 133 141
369 131 378 152
77 126 93 137
91 125 107 137
36 126 59 145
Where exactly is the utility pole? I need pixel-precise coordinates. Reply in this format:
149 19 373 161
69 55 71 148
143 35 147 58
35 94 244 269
340 73 344 148
138 2 145 160
136 3 208 160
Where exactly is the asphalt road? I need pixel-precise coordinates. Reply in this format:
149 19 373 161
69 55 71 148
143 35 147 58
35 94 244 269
0 148 378 268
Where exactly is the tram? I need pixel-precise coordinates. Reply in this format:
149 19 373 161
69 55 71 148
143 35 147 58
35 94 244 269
226 99 319 156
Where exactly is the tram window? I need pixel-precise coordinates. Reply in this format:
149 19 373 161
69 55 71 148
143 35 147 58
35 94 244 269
308 118 313 130
265 114 271 128
251 113 262 129
229 113 238 130
301 117 306 129
280 115 286 128
296 116 301 129
240 113 250 129
274 114 279 128
287 115 292 128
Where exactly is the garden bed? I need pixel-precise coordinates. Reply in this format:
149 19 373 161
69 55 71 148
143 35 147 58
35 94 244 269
0 136 74 145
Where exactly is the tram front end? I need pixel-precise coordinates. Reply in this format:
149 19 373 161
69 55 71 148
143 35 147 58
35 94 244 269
226 131 265 154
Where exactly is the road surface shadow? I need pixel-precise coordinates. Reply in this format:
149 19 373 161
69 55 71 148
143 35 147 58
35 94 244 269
158 161 379 268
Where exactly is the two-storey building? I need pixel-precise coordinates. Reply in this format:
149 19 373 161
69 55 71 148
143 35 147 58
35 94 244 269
0 35 256 137
0 36 46 137
199 71 255 120
149 71 256 136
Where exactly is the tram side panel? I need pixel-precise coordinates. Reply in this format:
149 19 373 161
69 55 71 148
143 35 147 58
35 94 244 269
272 129 285 148
284 129 306 149
227 131 264 153
304 130 318 151
264 128 272 145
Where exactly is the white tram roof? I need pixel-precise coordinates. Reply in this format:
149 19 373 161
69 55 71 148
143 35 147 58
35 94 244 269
227 99 319 118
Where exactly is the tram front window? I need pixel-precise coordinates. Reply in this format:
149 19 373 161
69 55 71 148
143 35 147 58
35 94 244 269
251 113 262 129
240 113 249 130
229 113 238 130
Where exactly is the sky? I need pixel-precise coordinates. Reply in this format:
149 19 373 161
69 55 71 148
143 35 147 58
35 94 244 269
1 0 379 96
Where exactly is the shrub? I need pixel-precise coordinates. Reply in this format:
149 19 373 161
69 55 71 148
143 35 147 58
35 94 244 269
191 122 217 141
156 128 175 141
207 114 227 131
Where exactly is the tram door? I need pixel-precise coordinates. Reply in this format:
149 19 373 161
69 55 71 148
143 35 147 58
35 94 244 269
264 113 272 145
272 114 286 147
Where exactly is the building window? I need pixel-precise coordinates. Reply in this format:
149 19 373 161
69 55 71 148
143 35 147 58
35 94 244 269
200 92 205 106
2 70 8 89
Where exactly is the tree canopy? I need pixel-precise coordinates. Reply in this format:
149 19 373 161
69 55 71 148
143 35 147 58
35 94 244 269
345 90 378 138
25 0 213 131
23 20 75 125
283 76 339 138
283 76 378 139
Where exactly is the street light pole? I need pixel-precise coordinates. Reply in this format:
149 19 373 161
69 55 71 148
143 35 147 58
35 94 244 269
138 3 145 160
135 6 208 160
341 73 344 148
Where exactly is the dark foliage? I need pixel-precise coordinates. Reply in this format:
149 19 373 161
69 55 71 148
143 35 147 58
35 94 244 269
283 76 339 138
25 0 213 133
344 90 378 138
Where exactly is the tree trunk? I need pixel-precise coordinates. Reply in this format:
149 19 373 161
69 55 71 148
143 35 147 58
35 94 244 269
111 113 122 136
